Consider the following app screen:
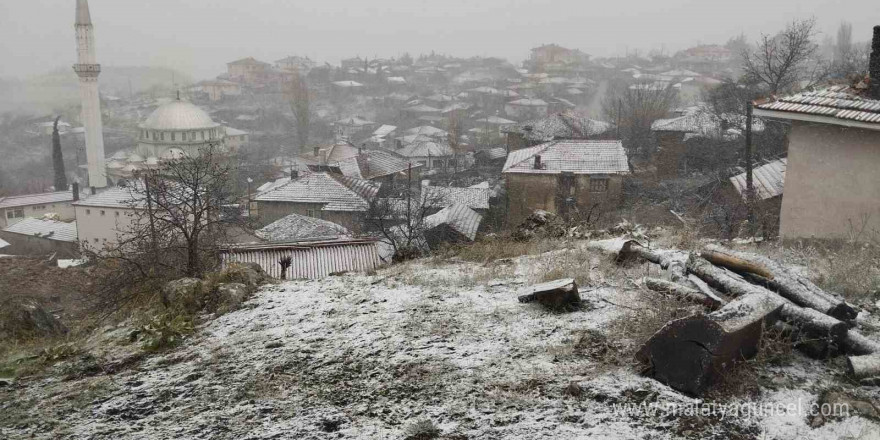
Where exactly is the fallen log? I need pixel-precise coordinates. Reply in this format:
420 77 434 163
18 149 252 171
687 255 849 344
702 245 857 321
644 277 723 309
517 278 580 310
687 275 729 307
846 353 880 379
842 331 880 356
636 293 784 395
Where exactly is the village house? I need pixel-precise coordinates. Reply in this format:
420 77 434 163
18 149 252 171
754 80 880 240
502 140 630 225
336 148 421 187
504 98 549 120
502 112 613 151
527 44 590 72
226 57 272 83
726 158 787 236
275 55 316 73
192 79 241 101
397 140 456 171
0 218 79 258
334 116 376 140
71 184 141 249
251 172 379 231
0 185 84 229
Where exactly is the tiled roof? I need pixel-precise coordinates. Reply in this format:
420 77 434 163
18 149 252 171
0 190 82 209
228 57 270 66
372 125 398 137
338 150 413 180
424 204 482 241
475 147 508 161
652 111 764 136
729 158 787 201
300 142 360 163
423 186 491 210
754 85 880 128
254 172 378 212
255 213 350 242
404 104 442 113
398 141 455 158
3 218 77 242
502 140 630 175
335 116 375 126
502 112 612 141
476 116 516 125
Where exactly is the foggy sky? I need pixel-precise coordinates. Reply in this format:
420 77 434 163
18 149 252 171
1 0 876 80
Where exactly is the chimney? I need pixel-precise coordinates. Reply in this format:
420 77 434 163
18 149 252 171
870 25 880 99
290 169 299 180
534 155 542 169
72 182 80 201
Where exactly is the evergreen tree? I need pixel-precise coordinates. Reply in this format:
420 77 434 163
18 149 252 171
52 116 68 191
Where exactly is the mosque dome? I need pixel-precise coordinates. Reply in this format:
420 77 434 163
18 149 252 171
140 100 219 131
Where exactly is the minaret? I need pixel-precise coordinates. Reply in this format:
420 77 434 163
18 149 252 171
74 0 107 188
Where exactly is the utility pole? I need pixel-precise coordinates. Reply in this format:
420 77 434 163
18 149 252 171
745 101 755 229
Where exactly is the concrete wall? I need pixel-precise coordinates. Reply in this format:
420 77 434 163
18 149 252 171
505 173 624 226
780 122 880 241
74 205 137 251
0 231 79 258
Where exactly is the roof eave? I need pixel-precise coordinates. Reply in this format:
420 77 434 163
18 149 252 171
753 108 880 132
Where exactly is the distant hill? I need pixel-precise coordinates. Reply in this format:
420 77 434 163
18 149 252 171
0 66 193 115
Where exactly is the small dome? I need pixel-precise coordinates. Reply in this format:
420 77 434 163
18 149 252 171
140 100 220 131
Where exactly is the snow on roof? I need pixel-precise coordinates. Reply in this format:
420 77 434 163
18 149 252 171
404 125 448 137
507 98 548 106
3 218 77 242
502 140 630 175
729 158 787 201
475 147 508 161
0 237 9 249
398 141 454 158
424 204 482 241
227 57 270 66
755 85 880 129
225 127 248 137
338 150 413 180
254 172 378 212
73 183 150 209
502 112 612 141
332 81 364 88
476 116 516 125
372 125 398 137
256 213 350 242
423 186 491 210
387 77 406 84
0 190 81 209
335 116 375 127
403 104 442 113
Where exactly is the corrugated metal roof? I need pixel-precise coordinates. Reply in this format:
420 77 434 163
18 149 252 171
729 158 787 201
755 85 880 126
502 140 630 175
254 172 378 212
398 141 455 158
0 190 82 209
73 185 144 209
220 239 381 279
3 218 77 242
425 204 482 241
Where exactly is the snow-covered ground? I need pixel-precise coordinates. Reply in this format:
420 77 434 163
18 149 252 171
2 251 879 439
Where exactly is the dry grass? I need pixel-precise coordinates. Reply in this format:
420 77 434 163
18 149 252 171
781 240 880 304
446 236 567 264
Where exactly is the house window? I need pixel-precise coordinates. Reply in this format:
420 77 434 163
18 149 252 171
160 132 165 141
100 210 106 216
152 131 157 141
590 178 609 193
191 132 196 141
7 209 24 219
432 160 443 169
200 131 205 140
171 132 176 141
85 209 91 215
306 209 317 218
418 160 428 168
115 211 120 217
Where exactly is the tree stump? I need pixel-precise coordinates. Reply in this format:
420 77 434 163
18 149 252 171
636 293 784 395
518 278 580 310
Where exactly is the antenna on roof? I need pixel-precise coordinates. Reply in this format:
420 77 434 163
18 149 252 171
176 90 181 101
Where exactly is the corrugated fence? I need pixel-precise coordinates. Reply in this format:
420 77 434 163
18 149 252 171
220 238 381 279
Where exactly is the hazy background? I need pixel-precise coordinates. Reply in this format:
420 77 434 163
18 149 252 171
1 0 876 80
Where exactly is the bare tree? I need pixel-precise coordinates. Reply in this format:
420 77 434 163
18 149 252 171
101 145 244 278
831 22 871 80
284 69 311 155
602 80 679 158
741 18 826 94
51 116 68 191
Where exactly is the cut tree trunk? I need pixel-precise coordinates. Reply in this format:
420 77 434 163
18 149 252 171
618 240 687 280
846 353 880 379
636 293 784 395
644 277 723 309
518 278 580 309
702 245 857 321
842 331 880 356
687 255 849 344
687 274 729 307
